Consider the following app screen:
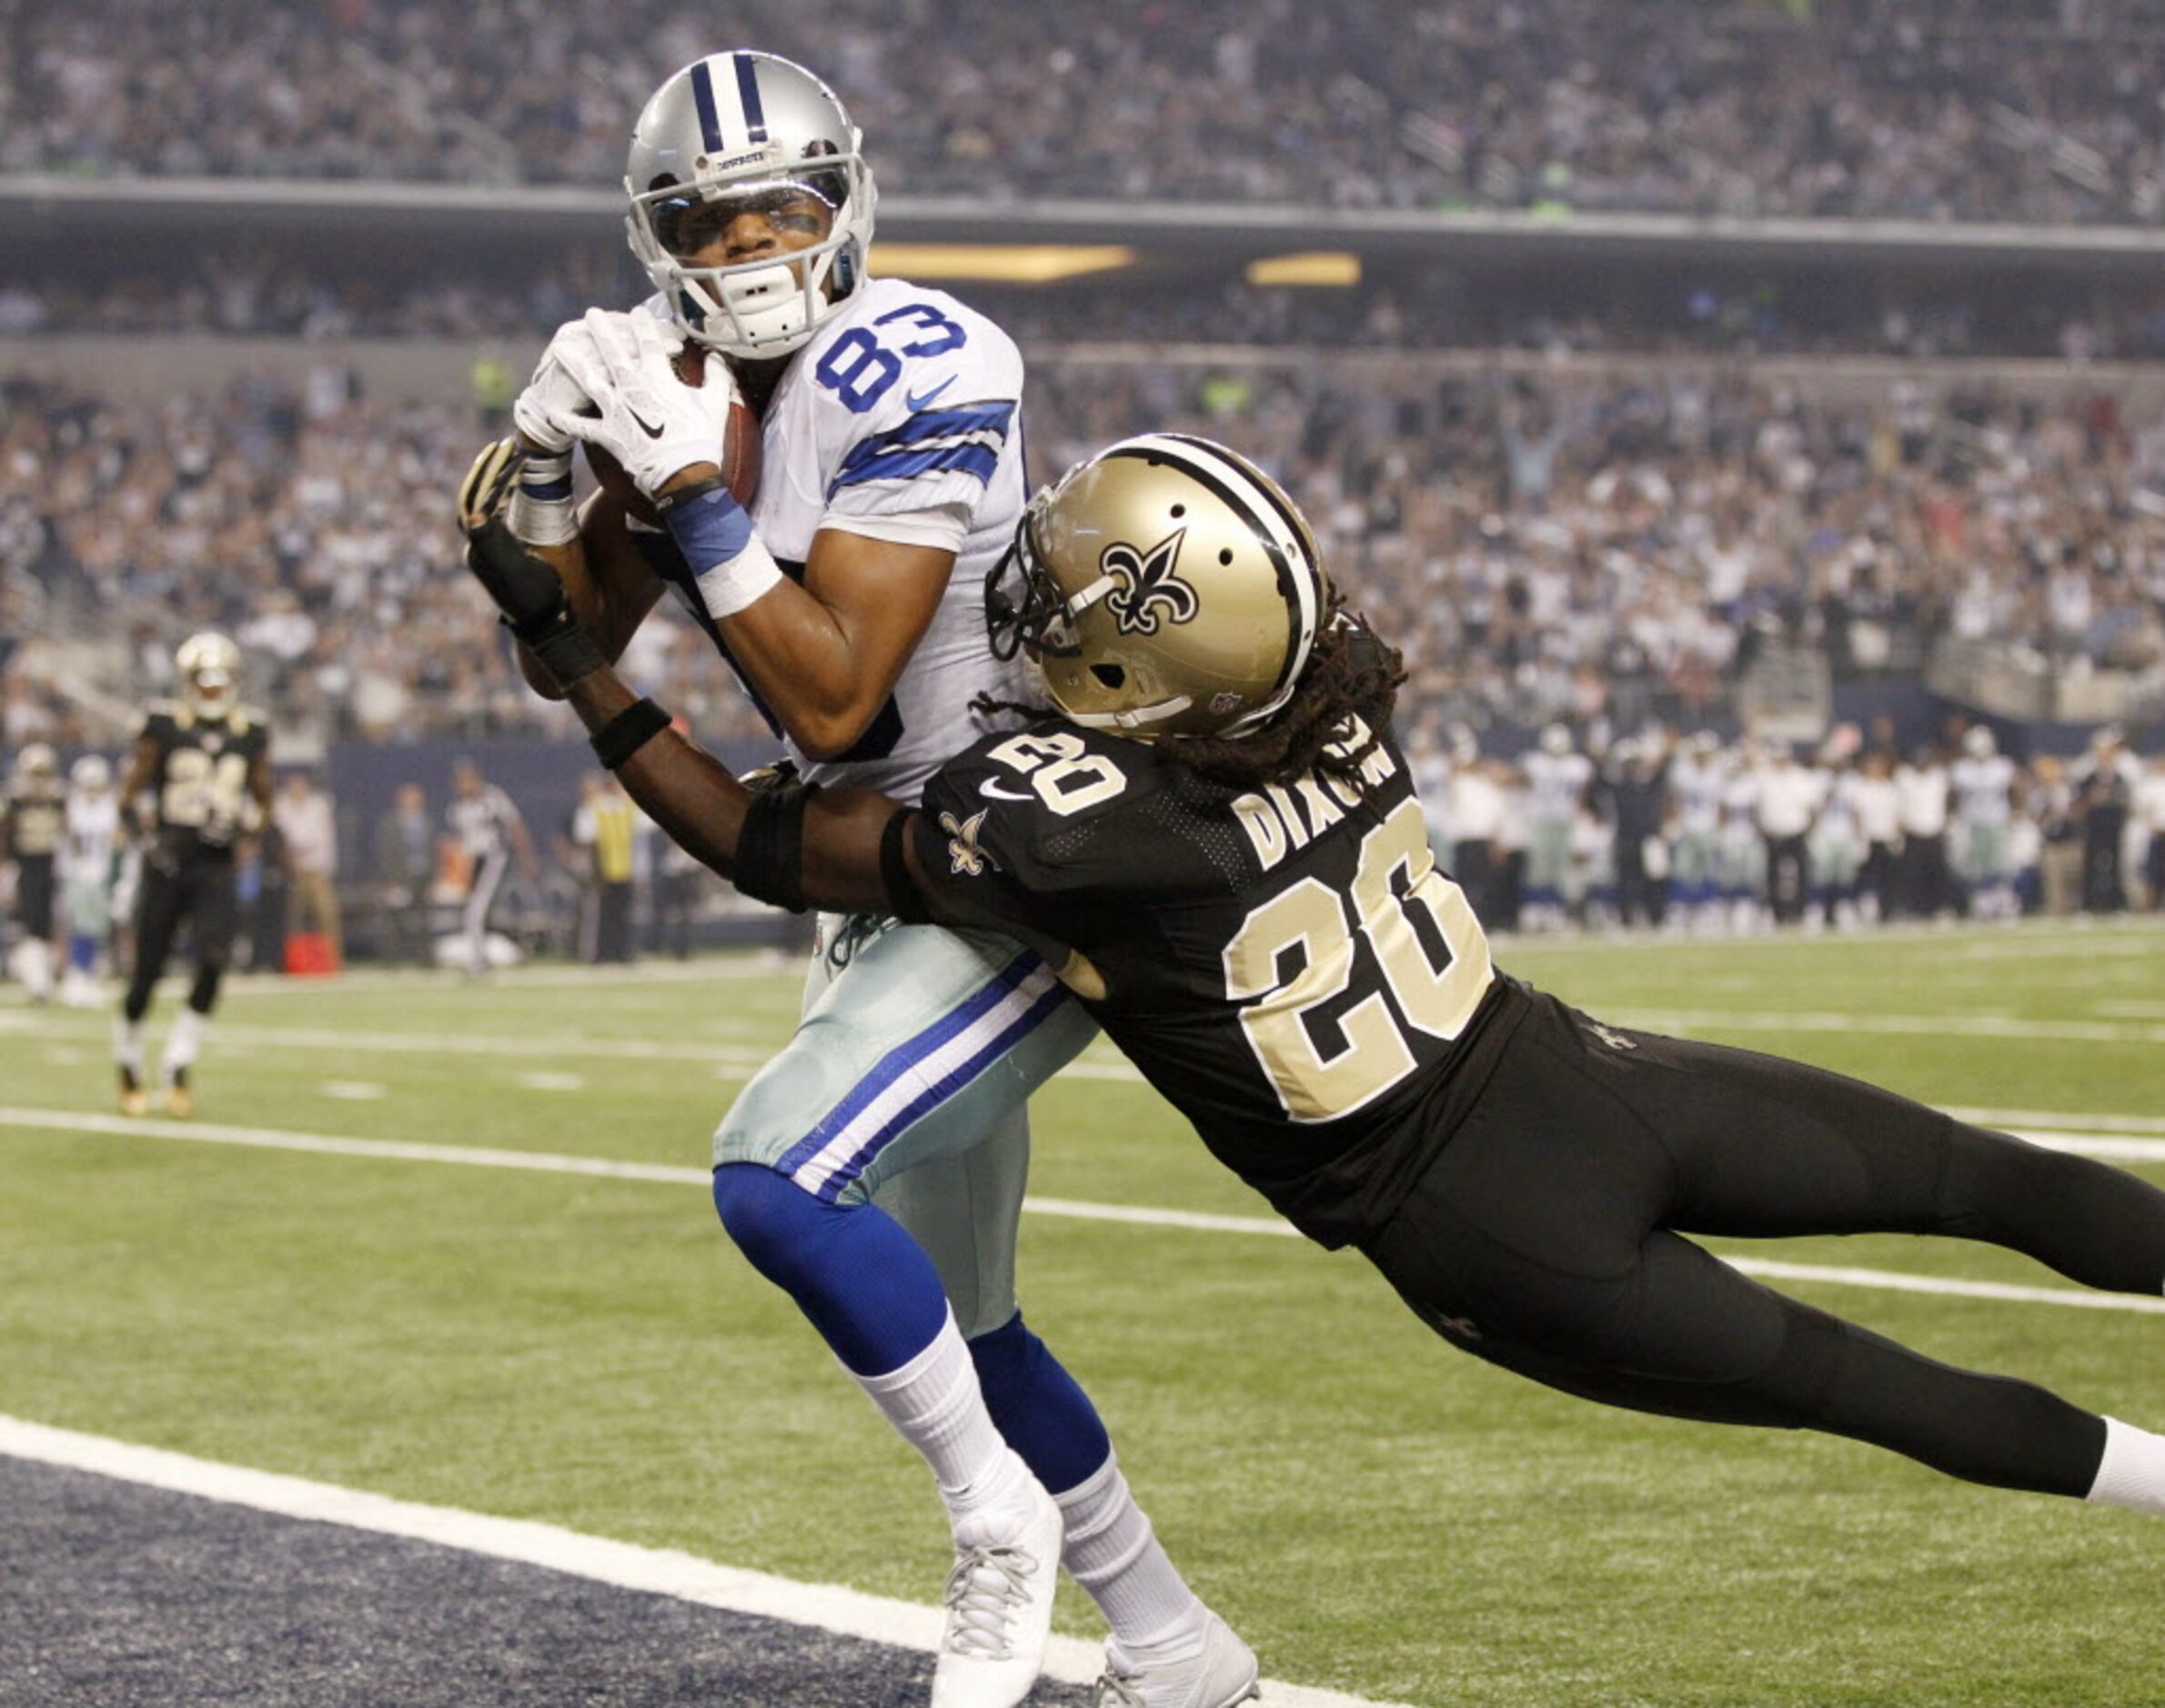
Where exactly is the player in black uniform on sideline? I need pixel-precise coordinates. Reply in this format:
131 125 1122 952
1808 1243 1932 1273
463 431 2165 1625
114 632 273 1117
3 743 66 1004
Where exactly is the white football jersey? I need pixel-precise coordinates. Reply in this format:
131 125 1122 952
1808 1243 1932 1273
1670 753 1724 837
62 789 120 886
640 277 1032 805
1950 754 2016 828
1525 749 1592 821
447 786 520 861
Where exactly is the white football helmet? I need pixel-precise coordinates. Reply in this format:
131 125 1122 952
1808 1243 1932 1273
16 742 57 781
624 51 876 359
69 754 111 793
1963 725 1997 759
985 434 1329 738
176 631 241 719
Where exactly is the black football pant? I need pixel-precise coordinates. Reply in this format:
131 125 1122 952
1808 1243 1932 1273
1362 991 2165 1497
124 853 238 1022
14 854 55 938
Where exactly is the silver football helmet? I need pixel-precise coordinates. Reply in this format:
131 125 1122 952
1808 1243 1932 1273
16 742 57 781
69 753 112 793
624 51 876 359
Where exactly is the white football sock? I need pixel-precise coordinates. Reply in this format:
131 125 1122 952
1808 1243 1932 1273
161 1009 207 1082
2086 1416 2165 1514
19 939 53 1000
113 1014 146 1076
851 1308 1032 1530
1058 1452 1204 1650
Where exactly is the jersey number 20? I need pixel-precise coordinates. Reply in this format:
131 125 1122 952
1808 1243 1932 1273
1223 798 1492 1123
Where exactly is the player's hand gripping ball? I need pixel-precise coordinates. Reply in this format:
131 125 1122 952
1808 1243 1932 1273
584 338 762 527
518 308 760 524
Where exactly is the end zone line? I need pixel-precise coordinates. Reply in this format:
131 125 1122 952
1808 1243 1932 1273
4 1105 2164 1316
0 1414 1411 1708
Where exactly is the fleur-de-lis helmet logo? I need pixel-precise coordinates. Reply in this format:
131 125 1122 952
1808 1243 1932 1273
1101 528 1198 637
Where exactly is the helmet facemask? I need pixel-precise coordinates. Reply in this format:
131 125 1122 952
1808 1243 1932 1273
624 54 877 360
176 632 241 721
983 436 1329 740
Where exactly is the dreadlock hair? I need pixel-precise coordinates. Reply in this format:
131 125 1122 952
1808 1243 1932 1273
1160 598 1405 794
969 593 1408 797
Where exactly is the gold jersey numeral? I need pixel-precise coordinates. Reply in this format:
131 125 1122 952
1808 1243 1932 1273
1223 797 1492 1123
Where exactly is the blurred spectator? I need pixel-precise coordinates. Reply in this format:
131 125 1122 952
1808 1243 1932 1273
273 769 340 963
12 0 2165 226
373 781 436 964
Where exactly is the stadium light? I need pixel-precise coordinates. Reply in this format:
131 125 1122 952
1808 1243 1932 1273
1244 251 1362 286
868 243 1137 282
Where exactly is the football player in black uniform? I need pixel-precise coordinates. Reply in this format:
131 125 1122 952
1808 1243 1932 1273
465 433 2165 1682
114 633 274 1117
3 742 66 1004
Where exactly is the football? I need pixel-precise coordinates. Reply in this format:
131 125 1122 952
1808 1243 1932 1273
584 342 761 526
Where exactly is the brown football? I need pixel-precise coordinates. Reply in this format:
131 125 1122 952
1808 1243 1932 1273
584 342 761 526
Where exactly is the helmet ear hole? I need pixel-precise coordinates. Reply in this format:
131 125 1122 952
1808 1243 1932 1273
1091 664 1127 690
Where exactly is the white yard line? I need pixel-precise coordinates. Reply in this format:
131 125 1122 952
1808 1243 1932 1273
0 1413 1409 1708
1947 1108 2165 1136
4 1104 2163 1314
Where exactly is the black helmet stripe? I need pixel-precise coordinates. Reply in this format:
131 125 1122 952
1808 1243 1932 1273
1106 435 1318 706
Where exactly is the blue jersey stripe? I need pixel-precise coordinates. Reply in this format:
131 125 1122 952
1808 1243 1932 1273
690 60 725 152
775 953 1042 1181
830 442 1001 494
810 977 1072 1201
734 53 769 143
835 403 1016 480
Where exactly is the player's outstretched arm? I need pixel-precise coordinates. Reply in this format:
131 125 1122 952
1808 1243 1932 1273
460 481 904 917
460 439 666 702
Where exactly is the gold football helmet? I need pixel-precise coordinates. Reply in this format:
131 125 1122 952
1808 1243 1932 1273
175 630 242 719
986 434 1328 738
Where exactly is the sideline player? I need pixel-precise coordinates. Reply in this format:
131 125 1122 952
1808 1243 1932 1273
59 754 124 1007
114 632 272 1116
442 759 536 973
3 743 65 1003
463 434 2165 1673
478 52 1242 1708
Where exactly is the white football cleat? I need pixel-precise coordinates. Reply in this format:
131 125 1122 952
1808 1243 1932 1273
931 1476 1063 1708
1093 1607 1260 1708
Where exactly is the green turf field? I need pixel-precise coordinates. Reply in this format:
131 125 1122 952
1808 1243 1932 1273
3 919 2163 1706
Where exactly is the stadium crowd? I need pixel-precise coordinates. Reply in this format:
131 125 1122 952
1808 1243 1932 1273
6 363 2165 751
11 255 2165 366
9 0 2165 224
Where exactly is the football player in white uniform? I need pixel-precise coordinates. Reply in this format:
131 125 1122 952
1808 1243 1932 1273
59 755 123 1007
471 53 1247 1708
1521 724 1591 931
1949 725 2019 920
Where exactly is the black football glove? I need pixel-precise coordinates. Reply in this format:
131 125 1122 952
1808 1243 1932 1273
457 438 604 688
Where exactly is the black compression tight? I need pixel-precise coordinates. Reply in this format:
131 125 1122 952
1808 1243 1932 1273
1363 994 2165 1497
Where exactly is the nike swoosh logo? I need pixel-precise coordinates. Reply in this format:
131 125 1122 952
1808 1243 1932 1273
627 408 666 439
979 779 1033 802
905 376 957 411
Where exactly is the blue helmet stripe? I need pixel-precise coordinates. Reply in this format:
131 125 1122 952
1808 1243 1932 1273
734 53 770 144
689 59 725 152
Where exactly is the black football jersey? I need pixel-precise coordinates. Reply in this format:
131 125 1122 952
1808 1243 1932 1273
140 704 269 858
3 779 65 861
912 718 1530 1246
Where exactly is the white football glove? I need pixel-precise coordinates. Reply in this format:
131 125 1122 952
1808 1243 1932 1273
510 316 602 457
538 307 739 498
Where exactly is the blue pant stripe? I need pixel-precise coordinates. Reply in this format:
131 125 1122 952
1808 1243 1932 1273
811 978 1071 1202
773 951 1041 1180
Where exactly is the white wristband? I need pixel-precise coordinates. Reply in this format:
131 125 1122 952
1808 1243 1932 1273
695 534 785 620
509 450 579 548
